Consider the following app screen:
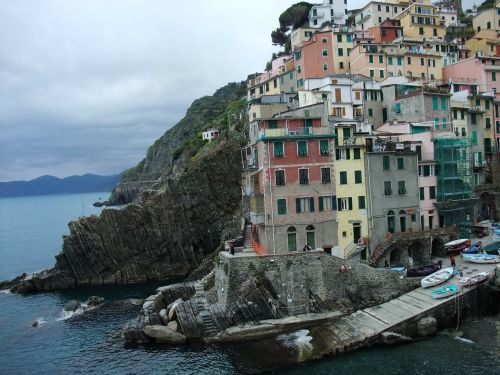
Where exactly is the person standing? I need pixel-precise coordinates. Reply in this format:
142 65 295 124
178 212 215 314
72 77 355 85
450 254 456 269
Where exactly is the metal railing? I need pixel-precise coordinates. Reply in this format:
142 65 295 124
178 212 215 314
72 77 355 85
258 127 335 139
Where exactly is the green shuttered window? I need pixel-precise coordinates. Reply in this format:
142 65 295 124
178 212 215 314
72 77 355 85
274 142 284 157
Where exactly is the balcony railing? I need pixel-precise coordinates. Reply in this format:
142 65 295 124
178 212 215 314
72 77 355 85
258 127 335 140
469 106 484 113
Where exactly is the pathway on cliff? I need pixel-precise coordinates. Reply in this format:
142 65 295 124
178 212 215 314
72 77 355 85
311 257 497 355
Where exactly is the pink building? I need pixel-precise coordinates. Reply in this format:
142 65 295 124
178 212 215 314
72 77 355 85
443 57 500 151
376 122 440 230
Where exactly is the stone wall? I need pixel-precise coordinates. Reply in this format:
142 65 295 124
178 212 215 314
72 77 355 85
216 251 419 314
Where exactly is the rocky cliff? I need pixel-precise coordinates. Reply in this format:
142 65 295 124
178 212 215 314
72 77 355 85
4 139 243 293
108 82 246 205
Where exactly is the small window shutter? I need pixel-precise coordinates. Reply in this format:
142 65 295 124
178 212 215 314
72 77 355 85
354 148 360 159
332 195 337 210
346 148 351 159
296 198 301 213
309 197 315 212
319 197 324 211
337 197 342 211
348 197 353 210
336 149 341 160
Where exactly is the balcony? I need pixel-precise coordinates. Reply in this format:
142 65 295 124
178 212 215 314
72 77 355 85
473 160 486 168
249 194 265 225
468 106 484 113
311 11 324 19
258 127 336 140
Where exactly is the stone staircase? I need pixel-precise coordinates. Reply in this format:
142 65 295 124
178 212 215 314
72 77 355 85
243 222 253 249
344 241 363 259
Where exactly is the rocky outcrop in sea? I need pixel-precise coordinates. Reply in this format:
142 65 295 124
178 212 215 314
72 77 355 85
1 139 243 293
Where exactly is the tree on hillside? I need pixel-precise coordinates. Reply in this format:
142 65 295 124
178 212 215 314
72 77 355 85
271 2 313 53
477 0 495 11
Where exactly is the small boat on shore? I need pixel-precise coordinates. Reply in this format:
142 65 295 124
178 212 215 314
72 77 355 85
444 239 471 254
421 267 455 288
462 242 482 255
406 263 441 277
462 253 500 264
482 241 500 255
431 285 459 299
458 272 490 287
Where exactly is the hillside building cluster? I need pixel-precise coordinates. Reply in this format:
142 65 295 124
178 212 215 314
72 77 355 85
241 0 500 260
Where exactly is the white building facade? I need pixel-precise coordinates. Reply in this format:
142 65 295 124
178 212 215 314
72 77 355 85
309 0 348 27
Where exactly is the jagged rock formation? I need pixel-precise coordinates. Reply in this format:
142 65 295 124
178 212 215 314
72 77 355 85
4 140 243 293
108 82 246 205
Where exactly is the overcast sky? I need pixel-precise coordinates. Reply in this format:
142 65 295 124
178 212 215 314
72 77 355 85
0 0 374 182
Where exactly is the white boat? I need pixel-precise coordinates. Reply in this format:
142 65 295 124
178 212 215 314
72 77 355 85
462 254 500 264
444 239 469 247
431 285 459 299
421 267 455 288
458 272 490 287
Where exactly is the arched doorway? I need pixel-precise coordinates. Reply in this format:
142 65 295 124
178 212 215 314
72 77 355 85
408 241 425 265
287 226 297 252
431 238 445 257
306 225 316 249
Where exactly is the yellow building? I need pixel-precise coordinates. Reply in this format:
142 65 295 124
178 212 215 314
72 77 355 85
465 29 500 57
472 1 500 32
395 3 446 40
290 27 317 51
331 26 354 74
334 124 369 258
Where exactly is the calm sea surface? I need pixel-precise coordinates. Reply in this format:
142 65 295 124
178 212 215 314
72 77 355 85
0 193 498 374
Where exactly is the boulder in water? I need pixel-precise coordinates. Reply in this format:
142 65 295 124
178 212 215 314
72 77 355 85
418 316 437 337
143 325 187 344
84 296 105 307
159 309 169 325
167 320 178 332
64 300 81 312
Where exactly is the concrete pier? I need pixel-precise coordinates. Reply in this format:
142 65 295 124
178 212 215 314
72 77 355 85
304 256 498 360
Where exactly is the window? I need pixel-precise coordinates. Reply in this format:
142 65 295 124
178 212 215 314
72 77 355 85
275 170 285 186
353 148 361 159
397 56 402 65
388 56 393 65
321 167 331 183
397 158 404 170
384 181 392 195
277 199 287 215
320 140 329 155
338 48 343 56
323 63 328 71
485 100 490 110
354 170 362 184
339 197 352 211
432 96 438 110
297 65 302 73
380 70 384 78
319 196 335 211
395 102 401 113
296 197 314 213
398 181 406 194
429 186 436 199
379 55 383 63
383 155 390 170
471 113 477 125
493 72 497 82
346 34 352 42
368 108 373 117
299 169 309 184
420 57 424 66
377 4 381 11
336 148 351 160
440 97 447 110
420 187 425 200
419 27 424 35
322 38 328 43
339 171 348 184
287 227 297 252
369 55 374 64
274 142 284 157
370 69 374 78
322 49 328 56
407 56 411 65
339 62 344 69
337 34 342 43
358 196 366 209
387 210 395 233
297 140 308 156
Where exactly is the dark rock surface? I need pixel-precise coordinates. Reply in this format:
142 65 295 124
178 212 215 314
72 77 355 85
6 140 242 293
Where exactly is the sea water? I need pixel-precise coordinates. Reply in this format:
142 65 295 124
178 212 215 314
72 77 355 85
0 193 498 374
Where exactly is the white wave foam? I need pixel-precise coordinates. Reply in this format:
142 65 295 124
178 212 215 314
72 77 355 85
56 303 100 321
277 329 313 348
0 289 11 294
455 336 475 344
